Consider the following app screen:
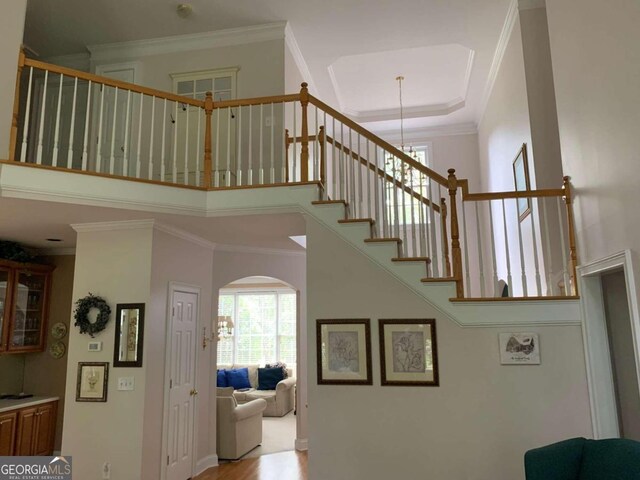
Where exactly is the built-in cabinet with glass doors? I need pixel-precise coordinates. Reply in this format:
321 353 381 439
0 259 54 354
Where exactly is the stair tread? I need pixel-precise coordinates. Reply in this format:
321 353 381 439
311 200 347 206
338 218 375 224
392 257 431 263
421 277 457 283
364 237 402 243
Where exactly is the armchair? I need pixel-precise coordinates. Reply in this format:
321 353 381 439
525 437 640 480
216 387 267 460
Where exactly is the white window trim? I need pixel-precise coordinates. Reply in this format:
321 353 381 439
170 67 239 101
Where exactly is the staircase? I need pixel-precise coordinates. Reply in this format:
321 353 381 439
5 52 580 325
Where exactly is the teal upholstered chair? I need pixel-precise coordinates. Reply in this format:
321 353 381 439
525 437 640 480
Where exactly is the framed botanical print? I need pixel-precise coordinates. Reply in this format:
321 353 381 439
379 319 439 386
316 319 372 385
512 143 532 221
76 362 109 402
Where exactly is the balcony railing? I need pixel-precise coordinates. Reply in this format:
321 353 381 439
7 51 578 300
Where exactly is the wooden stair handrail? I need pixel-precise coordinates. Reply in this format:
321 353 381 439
23 57 204 107
213 93 301 109
325 134 441 213
308 94 449 187
457 178 565 201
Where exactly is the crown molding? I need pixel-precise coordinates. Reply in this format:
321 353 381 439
284 23 317 94
71 219 156 233
477 0 519 126
215 243 306 257
87 22 287 63
328 49 474 123
154 223 216 250
371 122 478 143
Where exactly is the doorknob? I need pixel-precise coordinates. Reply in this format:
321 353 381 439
190 389 198 396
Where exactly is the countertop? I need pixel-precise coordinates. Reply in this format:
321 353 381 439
0 396 59 413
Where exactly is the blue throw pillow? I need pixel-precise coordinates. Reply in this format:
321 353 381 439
216 369 228 388
258 367 285 390
225 368 251 390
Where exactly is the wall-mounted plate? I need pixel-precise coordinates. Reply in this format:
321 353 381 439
49 341 66 359
51 322 67 339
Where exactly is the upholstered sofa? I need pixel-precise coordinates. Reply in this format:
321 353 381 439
216 387 267 460
221 364 296 417
525 437 640 479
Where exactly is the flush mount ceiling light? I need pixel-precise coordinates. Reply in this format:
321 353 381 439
176 3 193 18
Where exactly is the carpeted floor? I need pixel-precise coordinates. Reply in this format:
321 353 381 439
242 411 296 459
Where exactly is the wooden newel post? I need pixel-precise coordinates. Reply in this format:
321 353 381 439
563 175 579 296
9 49 26 161
440 198 451 277
447 168 464 298
299 82 309 182
203 92 214 188
318 126 326 186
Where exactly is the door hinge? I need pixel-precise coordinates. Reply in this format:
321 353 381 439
172 307 175 317
167 455 169 466
170 379 173 388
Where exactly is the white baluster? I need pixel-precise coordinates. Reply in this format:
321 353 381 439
292 102 297 182
427 179 439 277
52 73 64 167
248 105 253 185
66 77 78 169
183 101 190 185
410 169 417 257
19 66 34 162
475 202 486 297
173 101 179 183
516 200 528 296
236 106 241 186
541 197 554 295
214 107 220 187
400 161 407 256
96 84 105 173
340 122 345 202
259 104 264 184
109 86 118 175
557 197 570 296
357 133 363 218
226 107 231 186
348 128 355 217
501 199 513 295
135 92 143 178
373 144 381 237
421 174 430 262
281 102 287 182
461 200 471 296
35 70 49 165
81 80 92 171
122 90 131 176
332 117 337 198
160 99 167 182
197 104 202 186
270 102 275 183
530 199 542 296
488 200 499 295
314 105 319 181
148 96 156 180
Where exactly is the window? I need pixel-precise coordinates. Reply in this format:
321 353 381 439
171 68 238 102
217 289 297 367
384 146 432 224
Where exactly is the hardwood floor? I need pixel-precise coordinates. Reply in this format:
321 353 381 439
193 450 307 480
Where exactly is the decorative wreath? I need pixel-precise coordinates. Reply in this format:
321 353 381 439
74 293 111 338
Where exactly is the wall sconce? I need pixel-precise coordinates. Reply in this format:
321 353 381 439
202 315 234 349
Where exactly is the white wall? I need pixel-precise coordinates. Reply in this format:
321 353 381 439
545 0 640 268
0 0 27 159
210 247 308 446
306 217 592 480
62 226 153 480
285 42 305 95
142 230 215 479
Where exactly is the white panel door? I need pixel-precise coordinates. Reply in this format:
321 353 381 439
167 290 198 480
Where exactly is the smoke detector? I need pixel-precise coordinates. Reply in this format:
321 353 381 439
176 4 193 18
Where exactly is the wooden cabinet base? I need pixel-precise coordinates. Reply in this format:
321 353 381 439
0 401 57 456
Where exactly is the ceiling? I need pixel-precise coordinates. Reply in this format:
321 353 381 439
23 0 513 134
0 197 306 252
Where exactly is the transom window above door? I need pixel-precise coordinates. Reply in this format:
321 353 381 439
171 68 238 102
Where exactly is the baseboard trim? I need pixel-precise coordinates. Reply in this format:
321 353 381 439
295 438 308 451
195 454 219 475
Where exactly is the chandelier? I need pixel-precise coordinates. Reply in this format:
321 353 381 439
385 76 419 184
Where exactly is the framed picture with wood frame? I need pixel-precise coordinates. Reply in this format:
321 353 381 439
316 319 372 385
379 319 439 386
513 143 532 221
76 362 109 402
